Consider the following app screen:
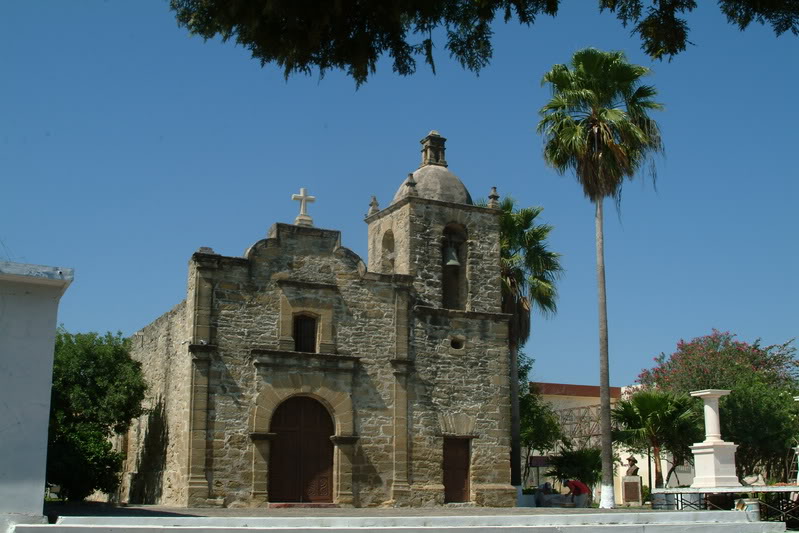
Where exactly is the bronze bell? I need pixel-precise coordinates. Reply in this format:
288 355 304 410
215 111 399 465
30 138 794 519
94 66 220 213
443 244 461 266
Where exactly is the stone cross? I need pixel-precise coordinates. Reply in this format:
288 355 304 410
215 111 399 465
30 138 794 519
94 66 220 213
292 187 315 227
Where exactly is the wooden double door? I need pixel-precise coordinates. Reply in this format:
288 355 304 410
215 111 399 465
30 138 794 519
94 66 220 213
269 396 334 502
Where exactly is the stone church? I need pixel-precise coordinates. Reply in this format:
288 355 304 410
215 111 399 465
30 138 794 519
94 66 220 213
118 131 515 508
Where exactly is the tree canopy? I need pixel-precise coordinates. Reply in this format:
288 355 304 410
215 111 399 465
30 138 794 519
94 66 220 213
638 329 799 392
497 196 562 351
637 330 799 481
48 329 147 501
170 0 798 85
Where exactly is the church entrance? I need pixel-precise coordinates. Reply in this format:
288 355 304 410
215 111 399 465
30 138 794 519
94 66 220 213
443 437 470 503
268 396 334 502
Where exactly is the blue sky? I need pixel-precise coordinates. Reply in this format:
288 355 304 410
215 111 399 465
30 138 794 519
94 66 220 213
2 2 796 387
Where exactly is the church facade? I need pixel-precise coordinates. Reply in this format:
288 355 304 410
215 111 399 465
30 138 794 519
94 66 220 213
119 132 515 508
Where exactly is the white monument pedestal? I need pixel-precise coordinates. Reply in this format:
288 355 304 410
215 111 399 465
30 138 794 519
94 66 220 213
690 441 741 488
0 262 73 533
689 389 741 489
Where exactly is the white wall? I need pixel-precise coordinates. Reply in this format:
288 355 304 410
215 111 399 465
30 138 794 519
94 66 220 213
0 262 72 530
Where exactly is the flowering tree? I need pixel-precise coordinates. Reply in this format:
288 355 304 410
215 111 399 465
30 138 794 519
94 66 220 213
638 330 798 392
638 330 799 481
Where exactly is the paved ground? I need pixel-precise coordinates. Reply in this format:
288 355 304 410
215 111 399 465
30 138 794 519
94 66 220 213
44 502 659 519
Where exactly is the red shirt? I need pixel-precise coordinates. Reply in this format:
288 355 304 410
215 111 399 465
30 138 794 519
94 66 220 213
567 480 590 495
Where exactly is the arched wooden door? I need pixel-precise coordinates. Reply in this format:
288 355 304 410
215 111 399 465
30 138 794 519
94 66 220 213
269 396 334 502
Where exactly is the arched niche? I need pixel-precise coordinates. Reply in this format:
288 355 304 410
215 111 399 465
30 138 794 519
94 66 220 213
381 230 395 273
442 223 468 310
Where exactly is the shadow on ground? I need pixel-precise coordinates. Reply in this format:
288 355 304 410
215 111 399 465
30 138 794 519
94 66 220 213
44 501 199 522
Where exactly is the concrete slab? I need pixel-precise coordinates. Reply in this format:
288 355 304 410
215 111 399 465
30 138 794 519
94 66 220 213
17 509 785 533
48 510 767 527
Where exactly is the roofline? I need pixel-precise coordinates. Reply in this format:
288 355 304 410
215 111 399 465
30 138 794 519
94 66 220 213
531 381 622 399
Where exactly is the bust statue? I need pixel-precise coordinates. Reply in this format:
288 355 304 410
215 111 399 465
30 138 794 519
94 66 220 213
625 456 640 477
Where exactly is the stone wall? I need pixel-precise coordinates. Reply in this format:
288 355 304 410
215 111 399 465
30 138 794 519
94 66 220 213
366 197 502 314
407 306 513 506
122 215 513 508
188 224 404 507
121 300 191 506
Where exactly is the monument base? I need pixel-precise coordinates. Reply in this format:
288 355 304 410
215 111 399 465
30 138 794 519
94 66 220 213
622 476 642 505
691 441 741 488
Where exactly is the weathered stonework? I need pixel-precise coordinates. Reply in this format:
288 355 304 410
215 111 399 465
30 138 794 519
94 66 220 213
119 132 515 508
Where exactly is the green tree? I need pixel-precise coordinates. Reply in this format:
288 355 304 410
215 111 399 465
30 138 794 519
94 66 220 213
496 196 562 487
545 446 603 488
638 331 799 481
638 330 798 392
170 0 797 85
611 389 701 487
537 48 664 507
47 329 147 501
520 381 564 486
722 380 799 481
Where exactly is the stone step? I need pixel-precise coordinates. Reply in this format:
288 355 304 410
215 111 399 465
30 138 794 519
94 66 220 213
14 511 785 533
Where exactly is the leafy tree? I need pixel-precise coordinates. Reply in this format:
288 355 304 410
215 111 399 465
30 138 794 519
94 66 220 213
169 0 797 85
47 329 147 501
537 48 664 507
520 381 564 486
638 331 799 481
601 0 798 59
611 389 701 487
722 379 799 481
545 446 603 488
496 196 562 486
638 330 799 392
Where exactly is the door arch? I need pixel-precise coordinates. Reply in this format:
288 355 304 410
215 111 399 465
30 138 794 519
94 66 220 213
268 396 334 502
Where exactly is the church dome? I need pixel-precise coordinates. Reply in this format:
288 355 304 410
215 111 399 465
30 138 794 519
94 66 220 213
391 131 473 206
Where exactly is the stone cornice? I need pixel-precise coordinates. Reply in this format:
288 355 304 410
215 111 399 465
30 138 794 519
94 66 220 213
191 253 248 269
414 305 511 322
276 278 339 291
330 435 359 445
364 196 501 224
189 344 217 359
440 432 480 439
249 432 277 441
252 349 360 371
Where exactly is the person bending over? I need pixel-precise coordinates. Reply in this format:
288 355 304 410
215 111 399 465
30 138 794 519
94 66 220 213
564 479 591 507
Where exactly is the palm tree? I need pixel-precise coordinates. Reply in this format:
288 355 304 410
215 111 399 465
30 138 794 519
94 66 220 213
611 390 701 488
496 196 562 488
537 48 664 507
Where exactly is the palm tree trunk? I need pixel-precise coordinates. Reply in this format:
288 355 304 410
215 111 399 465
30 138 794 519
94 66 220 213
665 463 679 487
595 199 615 508
652 445 664 488
510 342 522 488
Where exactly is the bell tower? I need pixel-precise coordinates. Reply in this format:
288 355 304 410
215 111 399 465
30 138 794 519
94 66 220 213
365 131 502 313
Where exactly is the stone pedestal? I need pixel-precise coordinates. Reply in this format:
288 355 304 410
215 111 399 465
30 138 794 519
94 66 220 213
0 262 72 533
689 389 741 489
622 476 642 505
690 442 741 488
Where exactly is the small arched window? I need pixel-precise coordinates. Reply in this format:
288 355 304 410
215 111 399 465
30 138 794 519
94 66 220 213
442 224 467 310
381 230 395 273
293 314 318 353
